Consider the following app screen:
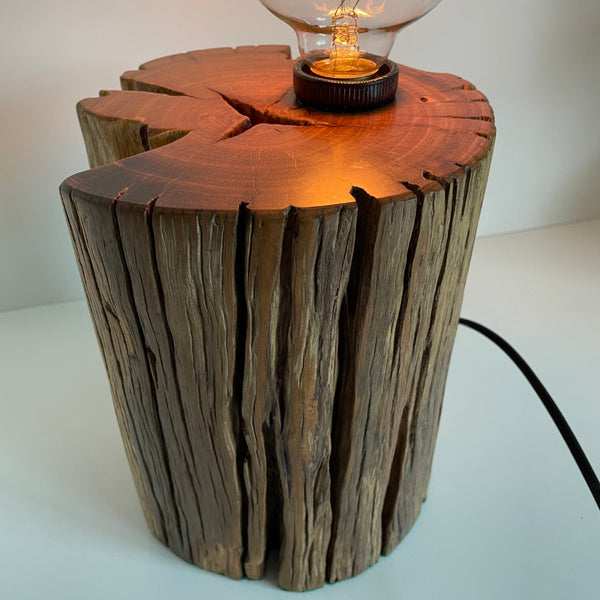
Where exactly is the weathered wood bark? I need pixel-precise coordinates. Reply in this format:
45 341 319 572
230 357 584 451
61 45 495 591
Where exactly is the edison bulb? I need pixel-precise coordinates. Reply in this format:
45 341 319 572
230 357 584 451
259 0 443 80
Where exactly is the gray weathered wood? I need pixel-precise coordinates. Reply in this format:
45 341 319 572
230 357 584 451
61 45 495 591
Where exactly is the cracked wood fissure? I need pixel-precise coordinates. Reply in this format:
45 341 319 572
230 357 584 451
382 156 492 553
60 188 184 552
61 45 495 592
241 206 356 589
328 186 420 581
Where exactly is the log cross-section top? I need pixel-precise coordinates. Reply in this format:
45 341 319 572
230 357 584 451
61 44 495 592
65 44 494 213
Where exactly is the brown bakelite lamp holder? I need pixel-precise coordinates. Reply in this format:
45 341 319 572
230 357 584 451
293 57 399 111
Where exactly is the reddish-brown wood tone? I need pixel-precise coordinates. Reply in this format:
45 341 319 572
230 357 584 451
61 45 494 591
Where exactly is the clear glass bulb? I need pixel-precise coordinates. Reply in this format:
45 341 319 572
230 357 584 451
259 0 443 80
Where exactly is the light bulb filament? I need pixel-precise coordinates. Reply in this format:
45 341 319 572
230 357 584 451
331 4 360 61
310 1 379 79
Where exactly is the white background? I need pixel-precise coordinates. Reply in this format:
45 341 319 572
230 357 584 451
1 0 599 312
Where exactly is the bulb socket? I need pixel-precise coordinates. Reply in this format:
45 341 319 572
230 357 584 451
293 58 399 111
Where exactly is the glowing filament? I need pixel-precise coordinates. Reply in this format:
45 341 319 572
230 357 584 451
310 1 379 79
331 9 360 60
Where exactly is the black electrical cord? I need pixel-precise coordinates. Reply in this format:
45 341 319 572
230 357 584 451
459 317 600 512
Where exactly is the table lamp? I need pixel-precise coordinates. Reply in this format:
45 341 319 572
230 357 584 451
60 0 498 592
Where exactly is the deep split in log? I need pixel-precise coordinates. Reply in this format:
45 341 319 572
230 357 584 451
61 45 495 591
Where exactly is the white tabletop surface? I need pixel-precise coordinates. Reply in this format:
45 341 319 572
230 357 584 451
1 219 599 600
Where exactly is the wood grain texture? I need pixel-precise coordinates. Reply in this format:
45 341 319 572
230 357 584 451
61 45 495 591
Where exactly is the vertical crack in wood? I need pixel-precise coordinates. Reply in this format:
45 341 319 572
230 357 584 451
455 164 472 220
382 173 463 553
62 191 111 376
327 202 362 582
233 202 251 574
108 195 173 546
145 200 213 560
139 124 150 151
312 216 325 308
327 187 379 582
66 192 169 545
402 176 454 480
140 198 191 554
344 187 381 317
393 184 425 360
380 181 425 551
241 207 288 580
413 171 456 462
327 298 347 575
454 161 480 290
380 400 410 546
382 157 492 556
404 172 461 504
274 204 355 591
63 188 191 553
145 205 245 577
382 175 461 552
273 206 297 585
276 208 299 471
327 206 358 514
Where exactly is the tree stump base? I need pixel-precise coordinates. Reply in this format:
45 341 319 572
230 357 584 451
61 45 495 591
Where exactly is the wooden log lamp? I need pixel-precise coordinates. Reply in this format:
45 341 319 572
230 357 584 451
60 0 494 592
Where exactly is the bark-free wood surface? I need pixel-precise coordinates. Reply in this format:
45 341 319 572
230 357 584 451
61 45 495 592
